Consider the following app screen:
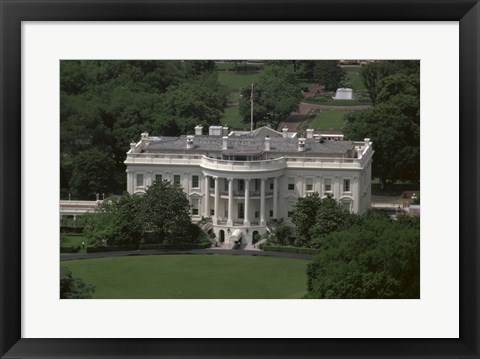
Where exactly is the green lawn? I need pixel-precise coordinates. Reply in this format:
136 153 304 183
343 66 367 91
63 254 309 299
215 62 263 72
220 105 248 129
309 109 351 131
217 72 261 92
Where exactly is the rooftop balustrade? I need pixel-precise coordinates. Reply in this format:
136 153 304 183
125 145 373 171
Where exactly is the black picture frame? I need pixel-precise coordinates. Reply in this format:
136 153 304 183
1 1 479 358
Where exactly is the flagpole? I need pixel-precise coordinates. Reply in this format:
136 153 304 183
250 83 253 134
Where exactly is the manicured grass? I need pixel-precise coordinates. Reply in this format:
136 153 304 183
220 105 248 129
309 110 351 131
217 72 261 92
63 254 309 299
343 66 367 91
215 62 263 72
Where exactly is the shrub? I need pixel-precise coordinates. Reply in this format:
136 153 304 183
60 246 81 253
86 245 138 253
260 244 319 255
139 242 212 251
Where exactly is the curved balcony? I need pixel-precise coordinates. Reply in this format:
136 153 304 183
201 156 286 172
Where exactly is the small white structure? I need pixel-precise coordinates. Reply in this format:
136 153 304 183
333 88 353 100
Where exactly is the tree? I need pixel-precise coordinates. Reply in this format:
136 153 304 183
312 60 346 91
238 65 303 130
361 61 419 105
291 193 351 248
60 267 95 299
344 93 420 188
83 193 144 246
272 224 293 245
60 60 228 198
68 148 116 199
141 180 193 244
305 213 420 299
159 73 228 131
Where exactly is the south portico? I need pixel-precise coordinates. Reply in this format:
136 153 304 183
201 170 282 248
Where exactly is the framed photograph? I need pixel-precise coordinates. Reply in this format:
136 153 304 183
1 0 479 358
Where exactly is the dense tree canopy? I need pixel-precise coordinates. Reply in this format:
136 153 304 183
61 60 227 199
291 193 356 248
83 193 144 246
141 180 193 244
82 181 198 246
305 213 420 299
344 61 420 188
238 65 303 130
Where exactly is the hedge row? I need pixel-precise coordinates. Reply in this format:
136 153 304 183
260 244 319 255
60 226 84 234
86 245 139 253
139 242 212 250
60 246 81 253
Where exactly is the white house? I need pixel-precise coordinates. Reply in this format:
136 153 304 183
124 125 373 248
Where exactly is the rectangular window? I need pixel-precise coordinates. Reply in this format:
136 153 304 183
255 179 260 191
224 179 229 192
306 178 313 192
288 177 295 191
269 182 274 190
269 210 273 217
238 203 244 219
287 210 293 218
155 174 162 183
238 179 244 191
210 177 215 188
136 174 144 187
324 178 332 192
192 175 199 188
191 199 199 215
255 211 259 219
210 209 215 216
343 179 350 192
173 175 181 186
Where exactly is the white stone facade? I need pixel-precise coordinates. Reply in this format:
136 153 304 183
124 126 373 248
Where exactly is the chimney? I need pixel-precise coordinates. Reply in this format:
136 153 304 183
222 136 228 150
195 125 203 136
306 129 314 139
282 127 288 138
298 137 306 152
186 135 194 149
130 143 136 153
265 136 271 151
222 126 229 136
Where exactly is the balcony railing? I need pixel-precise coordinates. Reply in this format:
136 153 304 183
125 147 373 171
201 156 286 172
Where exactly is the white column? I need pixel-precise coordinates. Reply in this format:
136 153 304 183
260 178 266 226
213 176 219 225
244 179 250 226
334 176 340 199
126 170 134 194
227 178 233 226
353 176 359 213
146 171 153 187
204 175 210 217
273 177 278 219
